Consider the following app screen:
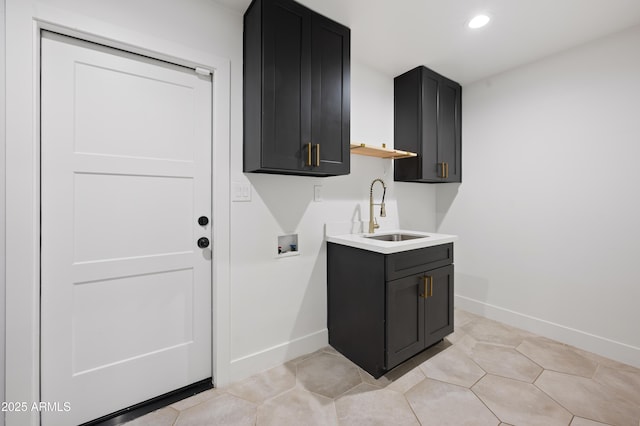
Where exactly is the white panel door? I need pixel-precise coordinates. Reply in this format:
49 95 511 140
41 31 212 425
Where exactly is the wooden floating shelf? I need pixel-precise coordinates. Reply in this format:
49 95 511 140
350 143 418 159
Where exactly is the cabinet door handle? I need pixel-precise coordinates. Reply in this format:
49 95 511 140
440 162 446 178
427 276 434 297
445 162 449 179
420 276 429 299
306 143 312 166
315 144 321 167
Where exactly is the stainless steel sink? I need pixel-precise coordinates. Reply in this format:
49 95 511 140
364 233 428 242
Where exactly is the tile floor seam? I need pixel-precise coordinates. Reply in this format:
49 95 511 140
251 385 294 406
468 385 503 424
170 406 179 426
400 391 422 426
529 362 546 383
585 356 600 379
539 366 595 379
577 413 617 426
219 389 261 406
482 370 540 385
531 373 580 421
301 385 341 402
332 392 342 426
514 344 546 371
403 377 425 396
330 380 363 401
419 374 472 390
467 369 487 389
356 368 382 388
170 390 223 414
468 349 489 374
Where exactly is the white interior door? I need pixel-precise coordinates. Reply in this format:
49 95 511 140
41 31 212 425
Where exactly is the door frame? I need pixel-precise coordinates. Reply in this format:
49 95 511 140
6 7 231 425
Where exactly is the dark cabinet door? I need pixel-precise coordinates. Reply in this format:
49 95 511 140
394 66 461 183
244 0 350 176
311 14 350 175
386 274 425 369
261 0 312 172
419 69 440 181
437 79 461 182
386 265 454 368
424 265 454 347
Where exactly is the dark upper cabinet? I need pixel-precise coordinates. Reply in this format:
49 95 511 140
394 66 461 183
244 0 350 176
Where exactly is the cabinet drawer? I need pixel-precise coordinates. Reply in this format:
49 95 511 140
385 243 453 281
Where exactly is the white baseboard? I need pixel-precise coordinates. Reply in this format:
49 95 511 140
455 295 640 369
227 329 328 384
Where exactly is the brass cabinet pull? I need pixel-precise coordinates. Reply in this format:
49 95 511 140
445 162 449 179
306 143 312 166
440 162 446 178
315 144 321 167
429 276 434 297
420 276 428 298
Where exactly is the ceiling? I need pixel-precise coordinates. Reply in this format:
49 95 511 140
215 0 640 84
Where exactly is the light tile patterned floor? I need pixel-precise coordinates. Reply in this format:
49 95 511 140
124 309 640 426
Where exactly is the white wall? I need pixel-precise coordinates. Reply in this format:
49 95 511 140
437 25 640 367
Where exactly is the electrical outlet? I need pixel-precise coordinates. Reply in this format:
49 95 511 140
232 182 251 202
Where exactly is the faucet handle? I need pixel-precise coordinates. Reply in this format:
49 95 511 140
374 217 380 229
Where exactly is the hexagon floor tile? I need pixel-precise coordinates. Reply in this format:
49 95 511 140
406 378 500 425
256 387 337 426
335 383 419 426
461 317 529 347
418 346 486 388
535 370 640 426
125 309 640 426
173 393 256 426
225 363 296 404
593 364 640 406
517 336 598 378
472 374 572 426
469 341 543 383
296 351 363 398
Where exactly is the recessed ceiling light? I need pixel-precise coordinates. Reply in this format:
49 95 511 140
468 14 490 29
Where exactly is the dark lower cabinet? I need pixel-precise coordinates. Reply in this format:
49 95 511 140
327 242 454 378
244 0 350 176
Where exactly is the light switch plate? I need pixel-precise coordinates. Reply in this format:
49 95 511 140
232 182 251 202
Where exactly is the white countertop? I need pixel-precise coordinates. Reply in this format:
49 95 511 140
326 229 458 254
